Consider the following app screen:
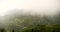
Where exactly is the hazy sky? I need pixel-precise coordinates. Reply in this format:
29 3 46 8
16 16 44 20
0 0 59 16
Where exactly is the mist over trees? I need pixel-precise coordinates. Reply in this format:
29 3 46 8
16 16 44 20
0 10 60 32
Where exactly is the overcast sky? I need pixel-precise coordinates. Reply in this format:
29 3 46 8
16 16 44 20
0 0 59 16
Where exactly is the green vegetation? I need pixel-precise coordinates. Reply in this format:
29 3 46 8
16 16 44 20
0 14 60 32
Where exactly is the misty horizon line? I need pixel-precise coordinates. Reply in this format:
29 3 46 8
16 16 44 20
0 9 59 17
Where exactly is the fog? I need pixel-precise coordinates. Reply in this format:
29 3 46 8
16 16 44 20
0 0 59 31
0 0 59 16
0 0 59 27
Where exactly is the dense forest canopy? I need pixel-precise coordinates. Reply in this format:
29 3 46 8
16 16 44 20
0 10 59 32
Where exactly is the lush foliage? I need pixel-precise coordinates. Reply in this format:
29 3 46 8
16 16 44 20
0 14 60 32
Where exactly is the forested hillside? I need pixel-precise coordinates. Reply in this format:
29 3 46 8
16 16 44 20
0 10 60 32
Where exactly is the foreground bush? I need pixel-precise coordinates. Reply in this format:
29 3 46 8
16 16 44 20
0 25 60 32
21 25 60 32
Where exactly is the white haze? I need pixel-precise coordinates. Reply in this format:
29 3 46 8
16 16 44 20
0 0 59 16
0 0 59 24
